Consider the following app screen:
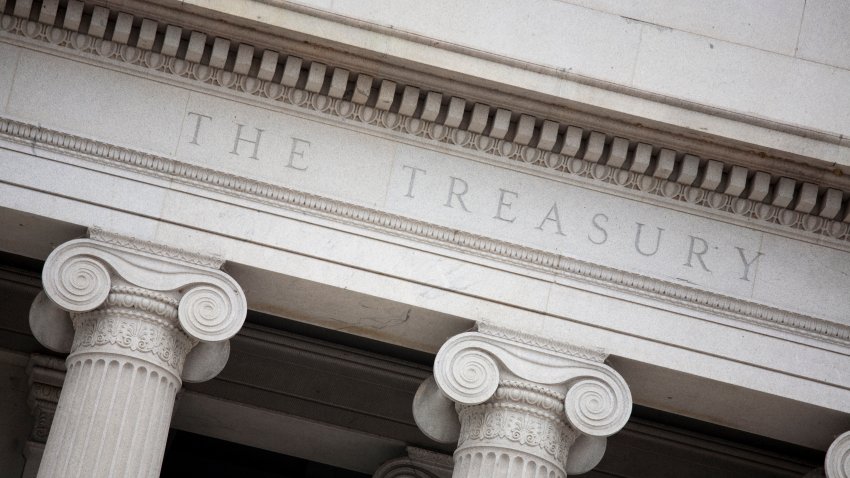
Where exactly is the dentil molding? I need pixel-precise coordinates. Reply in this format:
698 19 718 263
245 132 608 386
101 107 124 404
4 118 850 350
0 1 849 243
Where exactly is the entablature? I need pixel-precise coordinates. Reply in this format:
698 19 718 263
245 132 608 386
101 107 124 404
2 0 850 452
1 0 849 339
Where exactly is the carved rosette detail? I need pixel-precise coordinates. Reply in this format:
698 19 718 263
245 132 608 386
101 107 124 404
826 431 850 478
419 326 632 477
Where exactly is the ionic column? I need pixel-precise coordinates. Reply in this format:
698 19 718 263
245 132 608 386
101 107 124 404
825 431 850 478
28 231 246 478
413 324 632 478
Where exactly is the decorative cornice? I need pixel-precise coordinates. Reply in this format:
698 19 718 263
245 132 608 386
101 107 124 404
278 0 845 148
1 3 850 345
89 227 224 268
0 3 848 238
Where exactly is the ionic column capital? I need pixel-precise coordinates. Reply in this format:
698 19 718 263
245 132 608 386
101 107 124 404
413 323 632 477
826 431 850 478
30 229 247 382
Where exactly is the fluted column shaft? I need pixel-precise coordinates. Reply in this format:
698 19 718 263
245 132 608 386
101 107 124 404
38 286 191 478
29 232 246 478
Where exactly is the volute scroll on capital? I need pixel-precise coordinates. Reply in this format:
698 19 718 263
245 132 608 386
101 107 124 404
430 325 632 437
39 237 246 343
372 446 453 478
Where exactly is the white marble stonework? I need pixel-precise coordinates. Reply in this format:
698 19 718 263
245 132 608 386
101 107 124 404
0 0 849 464
284 0 850 141
0 37 848 324
22 355 65 478
28 230 246 478
414 324 631 477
